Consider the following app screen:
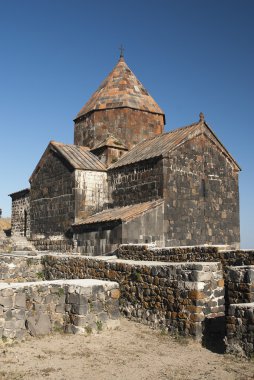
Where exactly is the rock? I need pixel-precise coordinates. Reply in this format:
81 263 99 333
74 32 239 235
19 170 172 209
26 313 51 336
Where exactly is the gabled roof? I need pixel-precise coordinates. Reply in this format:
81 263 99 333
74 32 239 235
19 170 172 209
49 142 106 171
75 57 164 120
109 116 241 171
73 200 164 226
30 141 106 182
91 134 128 151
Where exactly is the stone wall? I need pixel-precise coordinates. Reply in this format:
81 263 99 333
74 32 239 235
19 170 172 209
117 244 254 267
163 134 240 248
30 151 108 243
10 189 30 237
42 255 224 338
30 151 75 239
74 108 164 150
108 158 163 207
0 238 13 253
31 239 73 252
226 303 254 357
225 266 254 305
0 254 42 282
0 279 120 341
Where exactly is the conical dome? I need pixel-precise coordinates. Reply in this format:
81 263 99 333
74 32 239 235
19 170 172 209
76 57 164 119
74 56 165 150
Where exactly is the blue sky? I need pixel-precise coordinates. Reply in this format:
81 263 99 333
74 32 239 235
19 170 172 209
0 0 253 248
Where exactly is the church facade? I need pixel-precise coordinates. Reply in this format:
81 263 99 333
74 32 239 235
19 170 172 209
10 55 241 254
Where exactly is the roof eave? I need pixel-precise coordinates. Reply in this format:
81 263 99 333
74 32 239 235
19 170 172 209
74 106 165 123
9 188 30 198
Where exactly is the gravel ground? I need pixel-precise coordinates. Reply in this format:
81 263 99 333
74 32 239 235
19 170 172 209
0 318 253 380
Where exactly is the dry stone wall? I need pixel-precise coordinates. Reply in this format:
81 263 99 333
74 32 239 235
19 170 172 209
223 265 254 357
225 266 254 305
0 254 42 283
42 255 224 338
117 244 254 267
226 303 254 357
0 279 120 341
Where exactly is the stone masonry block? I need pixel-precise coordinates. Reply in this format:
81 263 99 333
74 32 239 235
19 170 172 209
14 293 26 308
71 304 88 315
0 296 13 308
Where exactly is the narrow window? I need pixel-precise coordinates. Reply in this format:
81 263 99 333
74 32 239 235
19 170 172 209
24 210 27 237
201 179 206 198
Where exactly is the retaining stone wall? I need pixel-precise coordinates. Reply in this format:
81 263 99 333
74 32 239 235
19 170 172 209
42 255 224 338
0 279 120 341
117 244 254 267
0 254 42 282
226 303 254 357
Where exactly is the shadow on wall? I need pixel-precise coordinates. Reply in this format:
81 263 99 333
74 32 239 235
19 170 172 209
202 317 226 354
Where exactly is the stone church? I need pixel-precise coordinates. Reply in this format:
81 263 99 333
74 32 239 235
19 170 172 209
9 54 241 254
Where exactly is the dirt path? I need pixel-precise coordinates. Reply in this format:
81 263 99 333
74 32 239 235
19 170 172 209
0 318 253 380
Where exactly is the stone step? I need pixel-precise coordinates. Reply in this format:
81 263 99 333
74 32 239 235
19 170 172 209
11 236 36 251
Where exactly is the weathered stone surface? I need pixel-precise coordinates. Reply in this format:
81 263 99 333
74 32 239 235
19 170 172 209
42 255 224 338
226 303 254 357
26 313 51 336
0 279 120 342
0 254 43 283
117 245 254 267
0 296 13 308
14 293 26 308
225 266 254 305
75 107 164 151
9 189 30 238
30 151 76 239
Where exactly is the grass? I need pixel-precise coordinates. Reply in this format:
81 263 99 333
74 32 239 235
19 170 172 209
85 326 93 335
96 320 103 332
0 219 11 231
57 287 65 296
36 271 45 280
